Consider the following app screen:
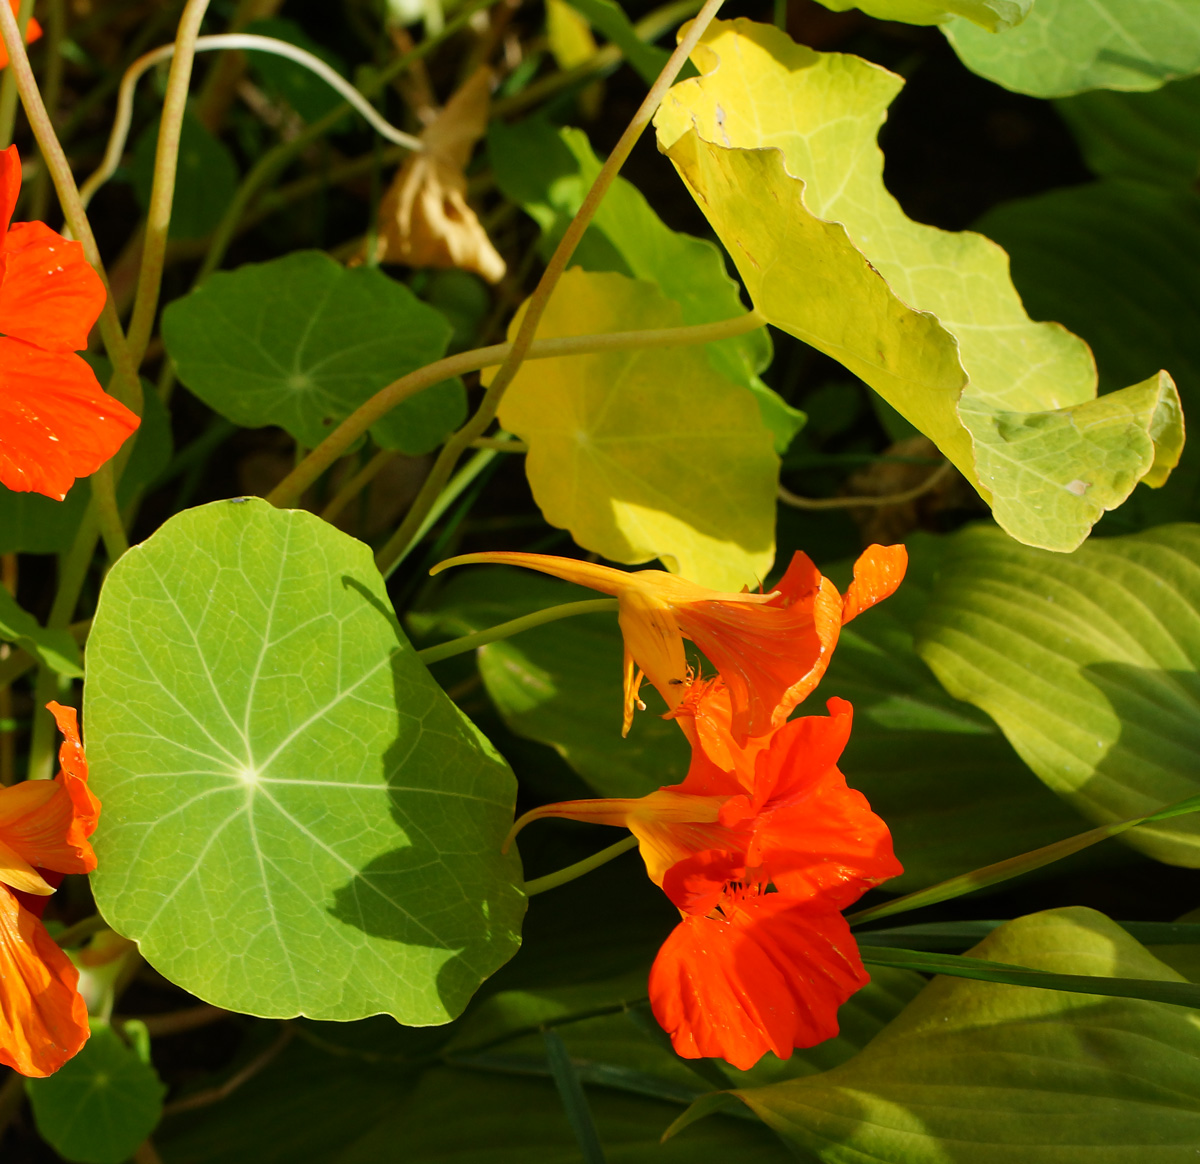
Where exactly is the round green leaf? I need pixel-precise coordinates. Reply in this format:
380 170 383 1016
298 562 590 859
85 498 524 1022
26 1022 166 1164
915 523 1200 866
161 251 466 456
814 0 1031 31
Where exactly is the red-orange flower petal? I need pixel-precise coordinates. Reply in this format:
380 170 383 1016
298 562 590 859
0 885 88 1077
0 340 139 499
648 891 868 1070
0 1 42 72
0 144 17 233
841 544 908 623
0 220 106 351
45 701 99 846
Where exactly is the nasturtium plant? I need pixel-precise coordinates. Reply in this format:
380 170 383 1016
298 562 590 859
4 0 1200 1158
84 499 524 1021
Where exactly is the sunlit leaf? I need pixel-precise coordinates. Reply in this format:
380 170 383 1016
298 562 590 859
978 180 1200 530
1057 77 1200 187
944 0 1200 98
161 250 465 456
653 20 1183 551
671 908 1200 1160
26 1022 166 1164
492 267 778 590
487 118 802 452
813 0 1030 32
85 498 524 1022
915 522 1200 866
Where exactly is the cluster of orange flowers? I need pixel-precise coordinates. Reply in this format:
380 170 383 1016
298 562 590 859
435 547 906 1070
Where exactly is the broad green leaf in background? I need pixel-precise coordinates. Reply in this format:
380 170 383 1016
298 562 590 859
411 568 690 798
944 0 1200 98
0 379 172 555
653 20 1183 552
820 535 1090 890
487 118 802 452
812 0 1031 32
491 268 779 590
336 1067 794 1163
26 1022 166 1164
85 499 524 1022
977 180 1200 529
0 586 82 677
916 523 1200 866
673 908 1200 1162
562 0 669 85
244 17 350 124
161 251 465 456
129 110 238 241
1056 77 1200 188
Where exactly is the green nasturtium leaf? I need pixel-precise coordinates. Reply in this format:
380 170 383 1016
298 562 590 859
676 908 1200 1161
161 250 466 456
413 568 689 798
562 0 669 84
944 0 1200 98
812 0 1031 32
492 267 779 590
977 180 1200 529
26 1021 166 1164
653 20 1183 552
0 377 172 555
487 118 802 452
84 498 524 1022
129 110 238 241
915 522 1200 867
0 586 82 677
1057 77 1200 188
820 535 1090 890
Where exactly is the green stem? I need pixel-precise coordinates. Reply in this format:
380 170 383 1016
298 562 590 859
90 465 130 561
0 0 35 147
55 913 109 949
418 600 619 666
269 311 762 514
524 836 639 897
126 0 214 370
373 0 727 574
28 0 66 221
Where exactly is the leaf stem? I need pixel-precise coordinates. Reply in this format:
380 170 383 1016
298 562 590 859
125 0 214 371
0 0 35 147
371 0 727 575
55 913 110 948
268 311 762 513
524 835 639 897
779 460 953 510
418 600 619 666
90 467 130 560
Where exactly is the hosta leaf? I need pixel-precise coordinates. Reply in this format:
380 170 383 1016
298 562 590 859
26 1022 165 1164
161 251 465 456
915 522 1200 866
491 267 778 590
487 118 801 452
412 568 689 798
653 20 1183 552
84 498 524 1022
813 0 1030 32
820 535 1090 890
977 180 1200 529
944 0 1200 98
1057 78 1200 188
673 908 1200 1162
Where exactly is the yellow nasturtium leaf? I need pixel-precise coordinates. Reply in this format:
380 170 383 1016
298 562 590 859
490 268 778 591
653 20 1184 553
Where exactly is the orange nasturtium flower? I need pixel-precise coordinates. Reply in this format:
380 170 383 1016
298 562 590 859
431 545 906 743
507 693 901 1069
0 702 100 1077
0 145 139 500
0 0 42 69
